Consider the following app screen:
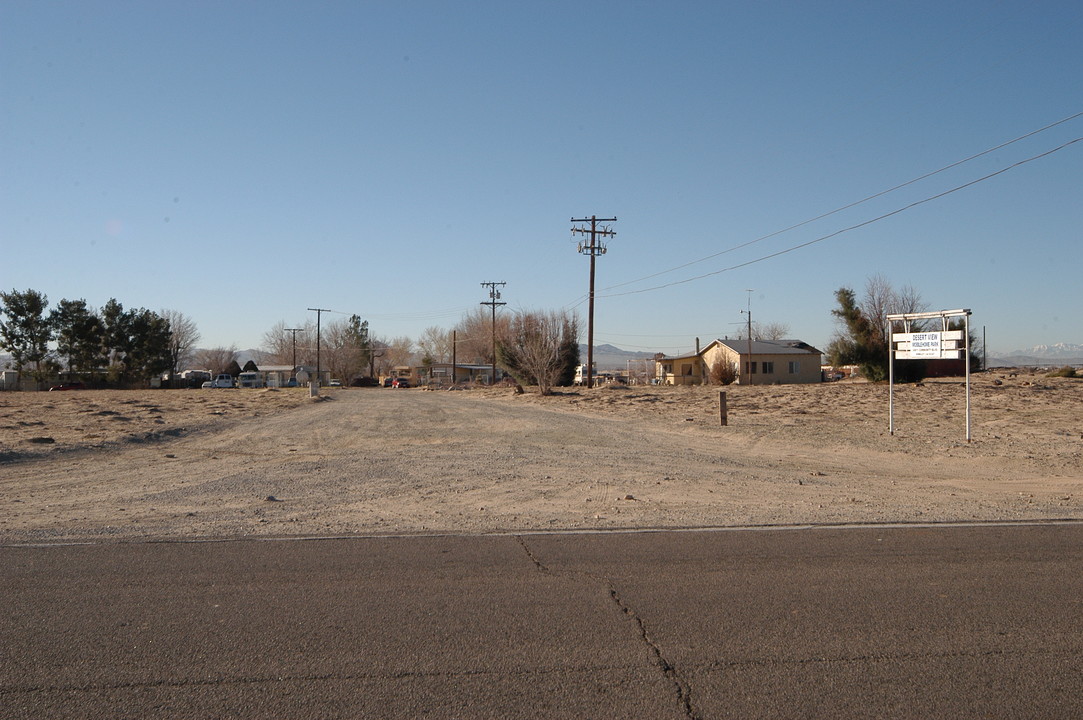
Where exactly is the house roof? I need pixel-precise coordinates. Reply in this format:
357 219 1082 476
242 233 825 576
713 338 822 356
656 338 822 361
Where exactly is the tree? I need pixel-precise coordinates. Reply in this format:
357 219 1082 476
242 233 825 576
161 309 200 382
0 289 55 383
116 307 173 384
454 307 509 365
417 326 453 365
709 359 737 385
50 298 105 375
497 310 579 395
195 346 237 376
343 314 371 378
828 278 928 382
736 321 790 341
322 316 369 383
377 336 415 373
261 321 314 368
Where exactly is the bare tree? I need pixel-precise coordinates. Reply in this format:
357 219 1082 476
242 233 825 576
454 307 510 365
863 274 928 343
498 310 578 395
160 309 200 380
194 346 237 376
261 321 313 367
757 321 790 340
376 336 415 373
417 326 454 364
735 320 789 341
323 317 368 382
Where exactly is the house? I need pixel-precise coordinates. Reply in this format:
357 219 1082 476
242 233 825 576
656 352 706 386
657 338 823 385
416 363 502 386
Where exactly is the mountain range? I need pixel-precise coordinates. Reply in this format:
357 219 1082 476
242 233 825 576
987 343 1083 367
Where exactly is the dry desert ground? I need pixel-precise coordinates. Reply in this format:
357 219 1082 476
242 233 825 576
1 370 1081 544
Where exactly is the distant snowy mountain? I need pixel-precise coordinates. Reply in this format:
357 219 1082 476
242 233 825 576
1008 343 1083 359
989 343 1083 367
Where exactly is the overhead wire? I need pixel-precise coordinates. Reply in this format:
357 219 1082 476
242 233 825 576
599 135 1083 299
600 110 1083 294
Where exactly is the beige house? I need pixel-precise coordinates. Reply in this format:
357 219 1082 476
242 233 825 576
657 339 823 385
656 352 707 386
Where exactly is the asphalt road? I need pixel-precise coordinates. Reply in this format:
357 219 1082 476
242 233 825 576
3 524 1082 719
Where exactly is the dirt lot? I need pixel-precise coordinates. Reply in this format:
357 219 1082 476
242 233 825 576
1 370 1081 544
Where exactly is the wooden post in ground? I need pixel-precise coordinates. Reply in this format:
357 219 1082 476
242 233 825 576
719 391 728 426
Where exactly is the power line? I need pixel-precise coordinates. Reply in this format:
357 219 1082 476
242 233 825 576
600 110 1083 294
599 135 1082 299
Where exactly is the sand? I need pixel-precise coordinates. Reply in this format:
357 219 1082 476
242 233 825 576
1 370 1080 544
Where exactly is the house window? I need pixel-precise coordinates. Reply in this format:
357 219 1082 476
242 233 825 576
788 361 800 374
762 361 774 374
745 361 757 374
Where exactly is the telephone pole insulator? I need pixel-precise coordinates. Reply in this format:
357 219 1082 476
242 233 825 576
570 215 617 389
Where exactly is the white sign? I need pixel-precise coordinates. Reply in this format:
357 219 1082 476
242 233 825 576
893 330 964 359
908 332 942 358
895 350 962 360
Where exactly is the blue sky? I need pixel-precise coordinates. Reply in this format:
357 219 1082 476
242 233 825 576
3 1 1081 357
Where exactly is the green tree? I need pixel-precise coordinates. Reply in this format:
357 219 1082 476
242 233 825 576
827 288 886 380
99 300 172 384
828 285 928 382
50 299 105 374
99 298 131 381
0 288 55 383
346 315 371 372
122 308 173 383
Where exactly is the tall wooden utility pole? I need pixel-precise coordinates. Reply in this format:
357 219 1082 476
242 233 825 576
571 215 616 389
307 308 330 384
480 282 506 385
741 289 754 386
284 328 303 373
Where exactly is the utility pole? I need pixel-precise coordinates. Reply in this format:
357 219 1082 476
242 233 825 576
571 215 616 389
284 328 303 374
741 289 754 386
307 308 330 385
480 282 506 385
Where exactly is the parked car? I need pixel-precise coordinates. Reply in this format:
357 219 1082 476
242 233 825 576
201 381 214 389
391 377 410 388
237 371 264 388
383 377 395 387
48 382 86 391
328 379 342 387
210 374 235 388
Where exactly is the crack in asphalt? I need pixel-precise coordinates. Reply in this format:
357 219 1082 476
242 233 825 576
516 536 702 720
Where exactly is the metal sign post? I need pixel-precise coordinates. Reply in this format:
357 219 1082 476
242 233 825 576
888 309 972 442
